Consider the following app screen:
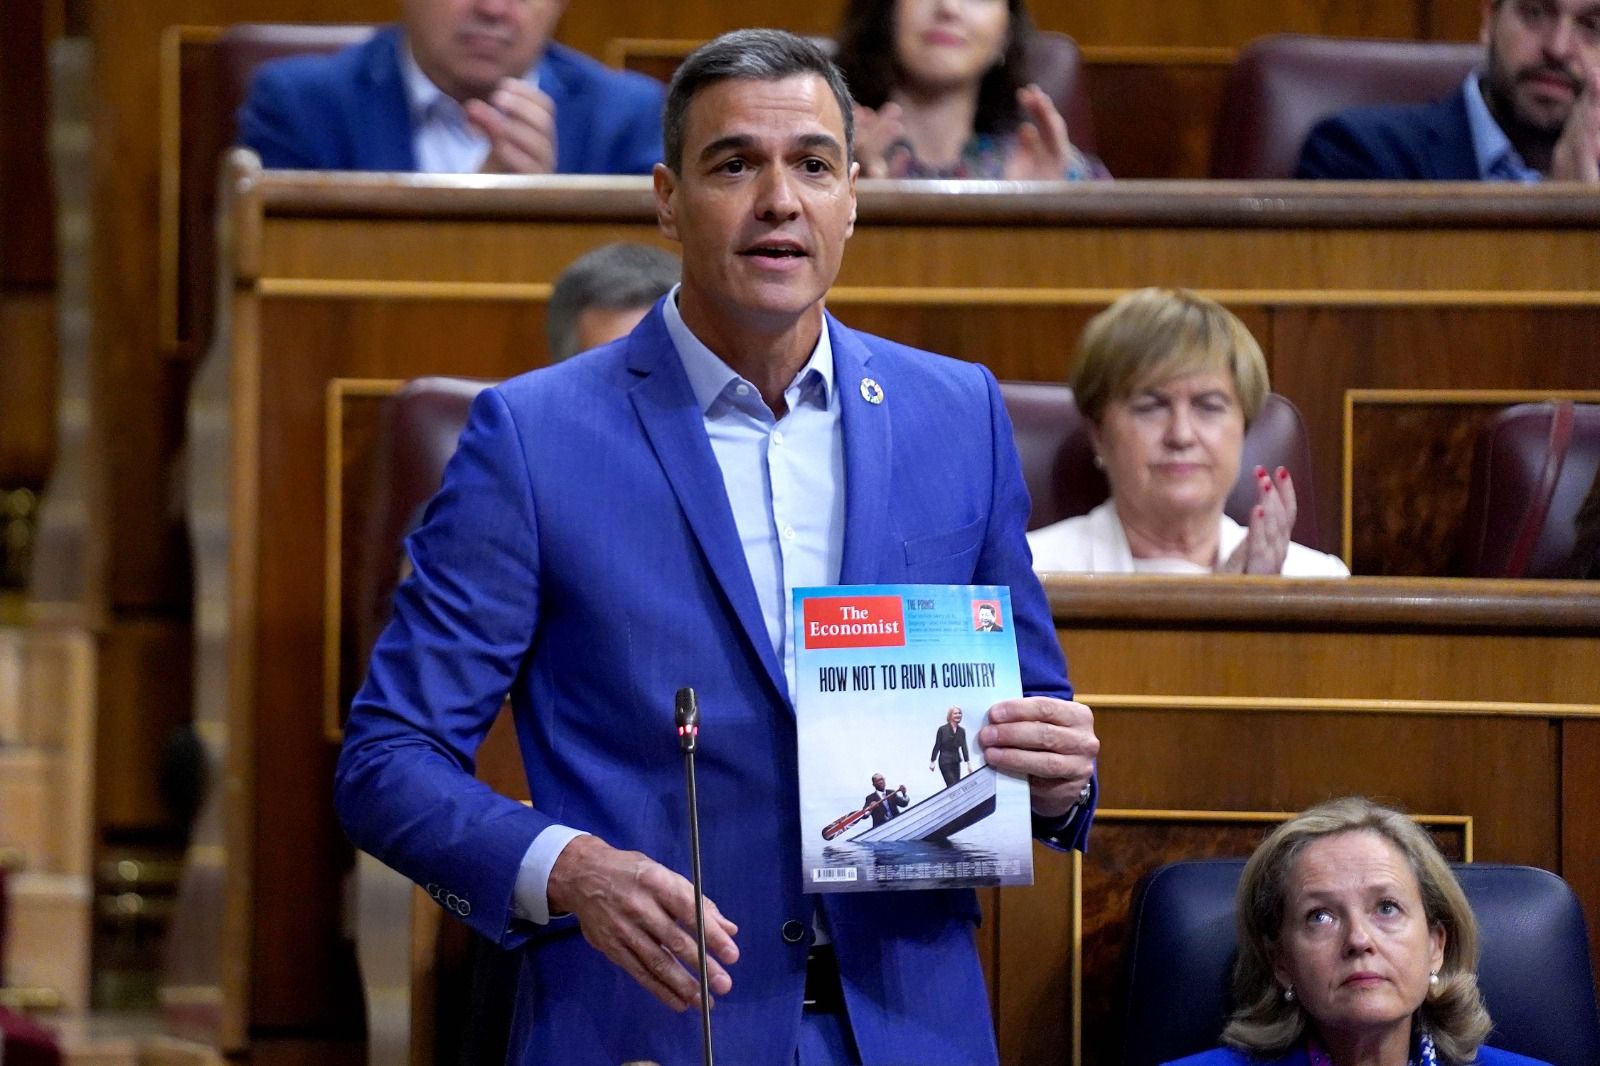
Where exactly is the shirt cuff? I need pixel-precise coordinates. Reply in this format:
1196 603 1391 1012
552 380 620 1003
1032 777 1095 840
1031 802 1083 840
511 825 589 925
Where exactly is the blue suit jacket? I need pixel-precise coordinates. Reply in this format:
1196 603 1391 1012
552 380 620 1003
1164 1042 1551 1066
237 26 664 173
1295 85 1480 180
336 303 1091 1065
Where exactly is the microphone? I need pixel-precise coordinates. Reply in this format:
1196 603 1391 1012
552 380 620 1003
676 686 700 754
674 687 713 1066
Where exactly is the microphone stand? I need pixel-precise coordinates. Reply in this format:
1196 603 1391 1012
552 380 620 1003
675 688 714 1066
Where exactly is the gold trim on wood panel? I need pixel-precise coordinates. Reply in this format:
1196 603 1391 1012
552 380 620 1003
0 988 63 1012
324 379 409 743
1349 387 1600 405
1070 850 1083 1066
602 37 698 69
1342 391 1355 569
1342 388 1600 571
261 279 554 301
221 279 263 1053
158 25 224 356
829 287 1600 308
159 985 225 1006
185 845 227 868
255 281 1600 308
1080 693 1600 718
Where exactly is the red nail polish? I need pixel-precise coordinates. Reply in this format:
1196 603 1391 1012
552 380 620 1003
1264 481 1272 492
1256 506 1266 518
1277 467 1289 480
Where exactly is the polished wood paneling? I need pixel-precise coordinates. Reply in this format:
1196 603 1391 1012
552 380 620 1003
0 0 59 289
1347 391 1600 576
0 293 58 486
984 574 1599 1066
1276 307 1600 554
1352 401 1497 575
1039 1 1430 49
1562 719 1600 967
193 173 1600 1057
0 0 61 493
96 619 195 833
86 0 396 612
247 298 545 1031
557 1 1447 58
1083 49 1233 178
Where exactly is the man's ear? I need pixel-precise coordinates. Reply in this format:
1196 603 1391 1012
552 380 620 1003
653 163 680 241
845 159 860 237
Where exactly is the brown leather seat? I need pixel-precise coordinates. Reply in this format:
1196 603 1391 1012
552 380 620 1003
353 376 489 671
1209 34 1481 179
1457 401 1600 578
1025 31 1096 157
0 1005 63 1066
999 382 1324 551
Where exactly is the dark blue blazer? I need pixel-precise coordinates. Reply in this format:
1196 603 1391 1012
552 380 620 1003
336 302 1092 1065
1165 1042 1551 1066
1295 84 1481 180
237 26 664 173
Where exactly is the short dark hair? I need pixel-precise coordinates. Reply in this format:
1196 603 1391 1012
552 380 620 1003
662 29 855 173
834 0 1036 136
546 243 679 362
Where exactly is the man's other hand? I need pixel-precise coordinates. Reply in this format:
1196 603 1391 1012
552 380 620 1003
1551 65 1600 183
468 77 558 174
979 696 1097 818
546 834 740 1011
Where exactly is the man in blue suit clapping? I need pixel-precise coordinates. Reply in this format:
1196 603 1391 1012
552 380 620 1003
238 0 664 174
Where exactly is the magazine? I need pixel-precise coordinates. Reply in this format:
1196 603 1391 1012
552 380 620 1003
792 583 1034 893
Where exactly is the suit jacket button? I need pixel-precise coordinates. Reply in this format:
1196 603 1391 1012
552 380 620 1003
781 920 806 944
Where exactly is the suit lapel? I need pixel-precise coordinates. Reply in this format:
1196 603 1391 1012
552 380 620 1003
624 308 789 703
1425 86 1483 180
536 45 578 175
831 318 894 585
358 28 419 171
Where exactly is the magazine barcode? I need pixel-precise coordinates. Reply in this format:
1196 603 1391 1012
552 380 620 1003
812 867 858 883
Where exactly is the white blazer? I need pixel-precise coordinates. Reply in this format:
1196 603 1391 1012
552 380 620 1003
1027 500 1350 576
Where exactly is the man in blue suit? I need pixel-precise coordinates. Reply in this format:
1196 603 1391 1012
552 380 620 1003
238 0 663 174
336 29 1099 1065
1297 0 1600 181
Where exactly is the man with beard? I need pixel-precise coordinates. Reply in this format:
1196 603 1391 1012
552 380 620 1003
1296 0 1600 181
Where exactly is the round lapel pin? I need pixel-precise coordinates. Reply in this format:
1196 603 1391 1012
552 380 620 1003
859 378 884 405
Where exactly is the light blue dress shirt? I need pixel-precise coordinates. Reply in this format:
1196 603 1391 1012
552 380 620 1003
400 44 540 173
1463 72 1543 182
512 289 845 923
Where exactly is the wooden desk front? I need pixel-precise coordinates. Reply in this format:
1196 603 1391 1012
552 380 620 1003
177 159 1600 1055
994 576 1600 1065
